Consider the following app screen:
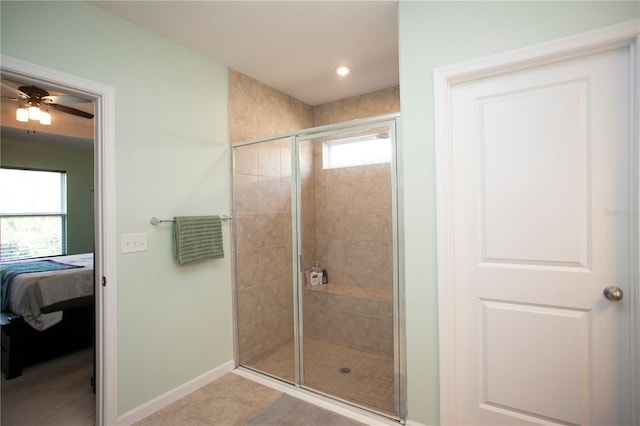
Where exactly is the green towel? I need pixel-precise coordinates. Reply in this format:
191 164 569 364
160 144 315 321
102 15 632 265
174 216 224 265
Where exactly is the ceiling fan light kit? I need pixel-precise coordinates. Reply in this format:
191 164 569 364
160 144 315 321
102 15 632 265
16 107 28 122
28 105 41 120
3 80 94 127
16 104 51 125
39 110 51 125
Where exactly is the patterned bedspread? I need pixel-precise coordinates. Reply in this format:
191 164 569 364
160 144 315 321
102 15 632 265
0 253 93 330
1 259 82 310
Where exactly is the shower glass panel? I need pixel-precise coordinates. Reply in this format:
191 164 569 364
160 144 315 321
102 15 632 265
233 114 403 420
298 123 398 415
233 137 296 382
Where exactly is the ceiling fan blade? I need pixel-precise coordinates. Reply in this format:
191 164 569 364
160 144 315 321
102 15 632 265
0 95 23 101
1 80 28 99
43 95 91 104
46 103 94 119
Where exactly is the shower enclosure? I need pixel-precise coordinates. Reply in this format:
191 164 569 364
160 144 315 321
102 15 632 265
232 114 404 420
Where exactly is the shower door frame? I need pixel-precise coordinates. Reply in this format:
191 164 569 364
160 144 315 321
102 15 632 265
231 113 406 421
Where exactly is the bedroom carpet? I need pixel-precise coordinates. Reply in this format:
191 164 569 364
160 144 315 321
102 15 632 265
0 348 94 426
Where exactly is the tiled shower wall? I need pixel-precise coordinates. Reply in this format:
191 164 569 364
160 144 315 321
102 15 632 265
313 86 400 126
230 70 313 364
229 70 313 143
309 84 400 291
234 140 295 365
304 153 394 356
313 160 393 291
311 85 399 290
230 69 400 362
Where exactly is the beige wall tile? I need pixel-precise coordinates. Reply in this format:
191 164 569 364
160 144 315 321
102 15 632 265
280 143 291 178
234 144 258 176
235 248 258 291
357 241 393 274
234 173 258 213
282 274 294 310
357 209 392 242
237 278 286 328
229 97 259 143
257 177 288 213
256 212 288 248
356 176 391 210
256 245 286 283
235 212 259 252
229 70 313 145
313 86 400 127
326 179 358 211
257 142 281 177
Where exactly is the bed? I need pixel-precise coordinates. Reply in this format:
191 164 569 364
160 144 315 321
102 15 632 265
0 253 94 379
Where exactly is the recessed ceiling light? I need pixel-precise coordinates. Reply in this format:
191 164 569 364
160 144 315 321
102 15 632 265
335 66 350 76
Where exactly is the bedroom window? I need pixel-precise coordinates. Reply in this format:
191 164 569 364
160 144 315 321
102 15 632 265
0 168 68 261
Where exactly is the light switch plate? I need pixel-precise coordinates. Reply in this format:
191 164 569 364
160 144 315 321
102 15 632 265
121 233 148 253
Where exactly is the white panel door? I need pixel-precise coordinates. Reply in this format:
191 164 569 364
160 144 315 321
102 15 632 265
447 45 633 425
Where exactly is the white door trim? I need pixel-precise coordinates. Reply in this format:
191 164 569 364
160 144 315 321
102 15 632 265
0 55 118 426
434 19 640 425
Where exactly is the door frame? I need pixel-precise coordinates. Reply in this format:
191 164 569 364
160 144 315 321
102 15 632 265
434 20 640 425
1 55 118 426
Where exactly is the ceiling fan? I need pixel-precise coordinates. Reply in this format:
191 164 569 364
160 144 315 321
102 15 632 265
1 80 94 121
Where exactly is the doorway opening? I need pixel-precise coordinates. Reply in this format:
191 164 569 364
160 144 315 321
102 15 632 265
0 55 117 426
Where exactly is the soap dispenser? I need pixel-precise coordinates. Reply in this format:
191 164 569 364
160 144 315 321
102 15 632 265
310 261 322 286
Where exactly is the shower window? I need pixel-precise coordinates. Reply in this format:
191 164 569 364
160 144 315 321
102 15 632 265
322 132 391 169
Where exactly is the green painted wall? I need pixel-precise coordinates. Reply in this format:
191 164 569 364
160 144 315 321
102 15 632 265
398 1 638 424
1 1 232 416
1 138 94 254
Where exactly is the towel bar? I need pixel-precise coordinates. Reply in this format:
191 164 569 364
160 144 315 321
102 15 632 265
150 215 232 225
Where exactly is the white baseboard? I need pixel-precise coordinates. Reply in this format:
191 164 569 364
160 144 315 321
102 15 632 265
117 359 234 426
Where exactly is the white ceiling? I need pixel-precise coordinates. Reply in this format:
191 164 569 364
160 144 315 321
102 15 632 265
2 1 399 146
91 0 399 106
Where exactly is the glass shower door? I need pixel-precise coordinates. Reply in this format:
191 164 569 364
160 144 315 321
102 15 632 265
297 121 400 416
233 137 296 382
232 115 404 420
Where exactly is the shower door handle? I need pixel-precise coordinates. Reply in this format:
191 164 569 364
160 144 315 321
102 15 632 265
299 254 305 272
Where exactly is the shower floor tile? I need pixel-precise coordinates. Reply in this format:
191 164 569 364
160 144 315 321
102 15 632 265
247 338 395 414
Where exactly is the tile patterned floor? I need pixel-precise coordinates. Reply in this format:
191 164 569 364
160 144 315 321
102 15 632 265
2 346 394 426
135 372 379 426
134 373 282 426
248 338 396 414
